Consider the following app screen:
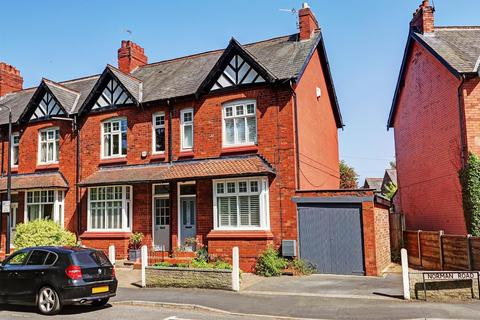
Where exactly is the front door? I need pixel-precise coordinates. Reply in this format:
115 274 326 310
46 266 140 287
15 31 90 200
153 197 170 251
180 197 196 249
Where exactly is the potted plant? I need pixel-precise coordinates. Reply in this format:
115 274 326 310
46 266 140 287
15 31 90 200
184 237 197 252
128 232 144 261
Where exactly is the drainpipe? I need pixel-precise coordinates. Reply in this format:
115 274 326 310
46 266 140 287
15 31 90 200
289 80 301 190
457 75 467 167
75 115 81 237
167 100 173 163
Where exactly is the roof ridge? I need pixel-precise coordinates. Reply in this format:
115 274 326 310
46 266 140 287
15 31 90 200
436 26 480 30
59 74 100 85
43 78 81 95
134 33 298 71
106 64 142 83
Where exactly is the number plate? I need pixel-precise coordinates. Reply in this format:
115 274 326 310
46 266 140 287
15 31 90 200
92 286 109 294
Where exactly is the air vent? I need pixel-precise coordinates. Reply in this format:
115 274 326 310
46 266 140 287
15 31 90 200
282 240 297 257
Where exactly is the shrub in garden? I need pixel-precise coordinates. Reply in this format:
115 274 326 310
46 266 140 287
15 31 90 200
288 258 316 275
255 246 288 277
14 220 77 249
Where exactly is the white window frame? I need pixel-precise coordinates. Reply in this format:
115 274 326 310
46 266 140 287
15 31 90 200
87 185 132 232
101 118 127 159
222 99 257 147
180 108 194 151
213 176 270 231
38 127 60 165
24 189 65 227
152 112 166 154
11 132 19 167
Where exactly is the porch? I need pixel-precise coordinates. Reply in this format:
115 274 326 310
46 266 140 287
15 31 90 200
77 155 276 271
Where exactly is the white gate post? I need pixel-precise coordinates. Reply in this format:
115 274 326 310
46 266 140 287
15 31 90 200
401 248 410 300
108 245 115 266
141 245 148 288
232 247 240 292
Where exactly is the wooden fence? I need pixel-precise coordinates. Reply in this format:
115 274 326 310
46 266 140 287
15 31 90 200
389 213 404 258
404 230 480 271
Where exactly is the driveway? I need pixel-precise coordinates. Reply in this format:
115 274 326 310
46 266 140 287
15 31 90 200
242 273 403 300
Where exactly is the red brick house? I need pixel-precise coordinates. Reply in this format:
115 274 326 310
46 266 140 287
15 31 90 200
388 0 480 234
0 4 343 271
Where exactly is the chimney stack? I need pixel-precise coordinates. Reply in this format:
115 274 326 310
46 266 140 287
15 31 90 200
0 62 23 97
118 40 148 74
410 0 435 34
298 2 319 41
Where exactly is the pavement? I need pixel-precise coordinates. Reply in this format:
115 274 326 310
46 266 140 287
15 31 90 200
112 286 480 319
0 303 266 320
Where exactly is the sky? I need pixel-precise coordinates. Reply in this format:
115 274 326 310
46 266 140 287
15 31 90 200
1 0 479 184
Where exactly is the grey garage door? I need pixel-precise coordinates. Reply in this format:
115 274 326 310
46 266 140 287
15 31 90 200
298 204 365 275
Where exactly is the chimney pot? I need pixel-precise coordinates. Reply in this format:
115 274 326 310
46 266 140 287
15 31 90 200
0 62 23 97
118 40 148 74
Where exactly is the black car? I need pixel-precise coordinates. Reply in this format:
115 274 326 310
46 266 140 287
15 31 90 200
0 246 117 315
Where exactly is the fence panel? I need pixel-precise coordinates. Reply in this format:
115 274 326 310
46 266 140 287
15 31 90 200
404 231 420 266
419 231 441 270
389 213 404 257
471 238 480 270
442 236 469 271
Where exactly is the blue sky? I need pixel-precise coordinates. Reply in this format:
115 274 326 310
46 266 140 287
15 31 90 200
1 0 479 183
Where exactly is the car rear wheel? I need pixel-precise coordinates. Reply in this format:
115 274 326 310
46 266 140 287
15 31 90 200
91 298 110 307
37 286 62 315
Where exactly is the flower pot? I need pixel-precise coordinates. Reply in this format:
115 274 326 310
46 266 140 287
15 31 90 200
128 249 141 261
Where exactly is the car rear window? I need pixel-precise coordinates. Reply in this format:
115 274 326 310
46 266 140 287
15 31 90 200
71 250 110 267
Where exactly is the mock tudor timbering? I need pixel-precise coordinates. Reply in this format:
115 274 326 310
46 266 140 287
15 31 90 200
0 4 343 270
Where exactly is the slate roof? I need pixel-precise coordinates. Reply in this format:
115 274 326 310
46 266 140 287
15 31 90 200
0 172 69 191
363 178 383 191
78 155 275 186
414 27 480 74
43 79 80 114
388 26 480 128
0 30 343 127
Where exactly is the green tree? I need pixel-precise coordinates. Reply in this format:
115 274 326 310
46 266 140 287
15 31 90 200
384 182 397 200
459 153 480 236
340 160 359 189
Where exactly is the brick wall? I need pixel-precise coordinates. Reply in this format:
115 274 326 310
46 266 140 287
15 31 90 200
374 205 391 274
393 41 466 234
295 48 340 190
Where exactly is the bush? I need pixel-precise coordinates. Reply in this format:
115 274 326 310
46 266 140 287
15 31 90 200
129 232 144 250
460 153 480 236
214 260 232 270
288 258 316 276
14 220 77 249
190 258 211 269
255 246 288 277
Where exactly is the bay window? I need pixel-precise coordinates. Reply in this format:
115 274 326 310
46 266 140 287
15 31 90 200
25 189 64 226
213 177 269 230
38 128 60 164
152 112 166 153
223 100 257 147
12 132 19 166
180 108 193 151
88 186 132 231
102 118 127 158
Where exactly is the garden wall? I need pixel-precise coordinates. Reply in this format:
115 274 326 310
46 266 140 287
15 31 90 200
145 266 233 290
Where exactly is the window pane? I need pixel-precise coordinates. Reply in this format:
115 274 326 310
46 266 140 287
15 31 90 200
28 205 40 221
225 119 234 145
247 117 256 143
236 105 244 116
217 196 237 227
225 107 233 117
183 125 193 148
41 142 47 163
250 181 259 193
122 130 127 155
246 104 255 114
239 196 250 226
180 184 196 195
26 250 49 266
43 204 54 220
47 142 54 161
155 127 165 152
112 134 119 155
250 195 260 226
216 183 224 194
154 184 169 195
183 112 192 122
239 181 247 193
104 135 111 157
235 118 246 143
227 182 235 193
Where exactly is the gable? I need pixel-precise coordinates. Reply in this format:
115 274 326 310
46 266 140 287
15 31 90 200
211 54 265 91
93 78 134 110
31 91 66 120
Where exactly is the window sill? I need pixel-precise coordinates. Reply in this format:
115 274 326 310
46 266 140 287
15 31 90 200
207 230 273 240
221 145 258 155
36 163 59 171
150 153 166 161
99 157 127 166
80 231 132 239
178 151 194 158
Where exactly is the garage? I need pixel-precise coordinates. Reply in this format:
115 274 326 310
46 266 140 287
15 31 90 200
297 204 365 275
292 190 391 276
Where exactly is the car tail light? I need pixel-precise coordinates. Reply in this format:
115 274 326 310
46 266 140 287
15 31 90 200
65 265 82 280
111 266 116 278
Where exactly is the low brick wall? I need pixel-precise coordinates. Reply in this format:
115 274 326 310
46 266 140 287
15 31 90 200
409 272 480 301
145 266 233 290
